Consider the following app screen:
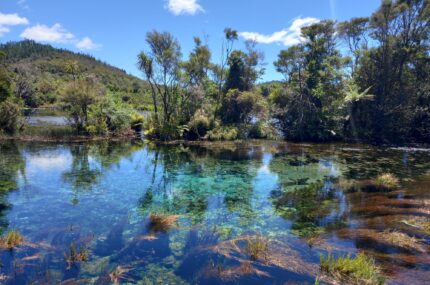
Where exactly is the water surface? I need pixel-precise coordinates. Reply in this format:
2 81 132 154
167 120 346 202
0 140 429 284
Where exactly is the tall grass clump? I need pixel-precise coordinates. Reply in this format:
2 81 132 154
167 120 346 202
245 235 269 262
373 173 399 190
0 230 24 249
320 252 384 284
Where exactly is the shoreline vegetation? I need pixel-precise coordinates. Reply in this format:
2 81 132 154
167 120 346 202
1 0 429 145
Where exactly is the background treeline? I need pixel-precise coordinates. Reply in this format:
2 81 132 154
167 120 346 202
0 0 429 143
0 40 150 109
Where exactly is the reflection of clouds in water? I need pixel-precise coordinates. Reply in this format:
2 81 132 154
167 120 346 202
258 164 271 175
258 153 273 175
319 159 340 177
27 153 72 172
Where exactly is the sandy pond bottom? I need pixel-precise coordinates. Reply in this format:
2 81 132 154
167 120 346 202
0 140 429 284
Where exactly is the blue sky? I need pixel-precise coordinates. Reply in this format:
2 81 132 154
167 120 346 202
1 0 381 81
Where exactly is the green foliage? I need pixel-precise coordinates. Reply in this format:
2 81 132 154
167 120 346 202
130 113 145 132
206 125 239 141
320 253 384 285
187 109 211 139
219 89 267 125
62 76 103 132
0 40 149 109
86 96 132 135
0 99 23 134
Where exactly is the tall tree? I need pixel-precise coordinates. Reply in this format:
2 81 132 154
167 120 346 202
137 31 182 124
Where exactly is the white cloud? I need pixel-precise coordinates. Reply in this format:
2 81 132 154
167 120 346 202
166 0 204 15
0 12 28 36
239 17 320 46
76 37 101 50
21 23 101 50
21 23 75 43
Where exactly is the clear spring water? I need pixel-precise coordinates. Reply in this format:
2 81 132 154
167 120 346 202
0 140 429 284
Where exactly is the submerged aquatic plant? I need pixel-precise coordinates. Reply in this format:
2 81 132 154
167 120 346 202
402 217 430 235
246 235 269 262
0 230 24 250
65 242 89 267
109 266 133 285
381 230 424 252
149 213 180 233
320 252 384 285
373 173 399 190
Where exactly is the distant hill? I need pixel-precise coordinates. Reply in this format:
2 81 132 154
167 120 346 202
0 40 148 108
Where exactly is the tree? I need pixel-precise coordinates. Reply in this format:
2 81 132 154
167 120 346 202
337 17 370 74
0 51 22 134
180 37 212 121
225 41 265 92
353 0 430 142
62 76 104 131
137 31 182 125
212 28 238 119
273 20 346 141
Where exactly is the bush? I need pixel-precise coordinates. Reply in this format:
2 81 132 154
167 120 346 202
143 114 186 140
248 122 277 139
130 113 145 133
206 125 238 141
0 99 23 134
187 109 211 139
85 96 132 136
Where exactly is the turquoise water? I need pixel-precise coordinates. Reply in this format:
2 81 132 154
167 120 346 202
0 140 429 284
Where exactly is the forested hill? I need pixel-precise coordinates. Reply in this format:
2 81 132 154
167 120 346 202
0 40 147 108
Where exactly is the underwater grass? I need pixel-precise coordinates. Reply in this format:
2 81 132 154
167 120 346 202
245 235 269 262
110 266 133 285
320 252 384 285
149 213 180 233
0 230 24 250
65 242 89 267
381 230 424 252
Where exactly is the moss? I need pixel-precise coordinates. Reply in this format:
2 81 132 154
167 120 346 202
0 230 24 249
320 252 384 285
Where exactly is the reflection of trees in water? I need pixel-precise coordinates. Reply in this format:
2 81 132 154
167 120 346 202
138 143 264 226
335 148 430 180
268 152 347 238
0 141 25 233
62 141 144 204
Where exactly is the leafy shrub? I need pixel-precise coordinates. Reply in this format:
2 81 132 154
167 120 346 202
187 109 211 139
206 125 238 141
248 121 277 139
86 96 132 135
130 113 145 132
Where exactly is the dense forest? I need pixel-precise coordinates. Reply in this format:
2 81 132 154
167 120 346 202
0 0 429 143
